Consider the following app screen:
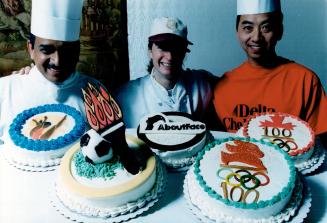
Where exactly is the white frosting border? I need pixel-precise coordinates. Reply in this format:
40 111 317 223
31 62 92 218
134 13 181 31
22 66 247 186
154 132 213 170
184 169 310 223
297 139 326 175
52 158 167 219
2 139 76 171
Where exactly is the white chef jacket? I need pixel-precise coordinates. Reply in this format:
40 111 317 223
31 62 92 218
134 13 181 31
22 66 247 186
0 66 102 143
114 68 214 128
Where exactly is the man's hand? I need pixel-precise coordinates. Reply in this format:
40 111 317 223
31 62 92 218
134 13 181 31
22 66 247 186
12 63 34 75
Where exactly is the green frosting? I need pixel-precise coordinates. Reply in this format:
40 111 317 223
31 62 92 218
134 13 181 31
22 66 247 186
73 151 123 180
194 136 296 210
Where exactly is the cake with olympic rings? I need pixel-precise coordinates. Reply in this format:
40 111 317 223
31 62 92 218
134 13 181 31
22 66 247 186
4 104 85 168
242 112 315 168
184 137 305 222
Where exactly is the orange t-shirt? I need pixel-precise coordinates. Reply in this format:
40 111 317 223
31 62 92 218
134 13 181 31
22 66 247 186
213 59 327 134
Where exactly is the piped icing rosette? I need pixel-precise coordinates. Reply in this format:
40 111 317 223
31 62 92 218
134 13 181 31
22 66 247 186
137 112 207 169
5 104 85 168
242 112 315 167
184 137 301 222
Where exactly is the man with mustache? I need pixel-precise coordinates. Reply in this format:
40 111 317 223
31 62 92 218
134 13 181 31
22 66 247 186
0 0 103 142
212 0 327 147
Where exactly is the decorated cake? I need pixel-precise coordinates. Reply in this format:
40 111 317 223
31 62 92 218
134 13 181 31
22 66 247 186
137 112 207 169
184 137 304 222
54 83 166 220
4 104 85 168
55 134 165 218
242 112 315 168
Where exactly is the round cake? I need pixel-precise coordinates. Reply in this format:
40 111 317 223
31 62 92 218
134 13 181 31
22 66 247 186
137 112 207 169
55 135 165 218
184 137 302 222
243 112 315 167
4 104 85 168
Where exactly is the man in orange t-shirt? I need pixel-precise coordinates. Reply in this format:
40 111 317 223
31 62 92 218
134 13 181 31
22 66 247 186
213 0 327 147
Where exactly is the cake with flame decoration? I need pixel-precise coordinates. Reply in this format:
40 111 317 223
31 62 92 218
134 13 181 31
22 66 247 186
242 112 315 168
184 138 305 223
55 82 166 219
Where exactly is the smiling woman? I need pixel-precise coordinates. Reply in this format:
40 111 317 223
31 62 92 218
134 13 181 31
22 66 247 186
114 17 217 128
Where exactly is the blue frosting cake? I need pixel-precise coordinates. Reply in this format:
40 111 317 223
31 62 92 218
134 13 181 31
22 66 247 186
9 104 85 151
6 104 86 168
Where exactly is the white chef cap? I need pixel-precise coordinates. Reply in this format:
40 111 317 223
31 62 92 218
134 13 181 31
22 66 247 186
149 17 193 45
237 0 281 15
31 0 84 41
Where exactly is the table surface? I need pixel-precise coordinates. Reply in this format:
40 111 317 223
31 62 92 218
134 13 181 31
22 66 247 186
0 131 326 223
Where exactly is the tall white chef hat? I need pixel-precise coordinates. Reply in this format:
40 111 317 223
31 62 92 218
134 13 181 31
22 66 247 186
237 0 281 15
31 0 84 41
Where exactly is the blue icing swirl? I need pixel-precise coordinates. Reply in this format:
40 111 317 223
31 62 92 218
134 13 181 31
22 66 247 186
9 104 86 151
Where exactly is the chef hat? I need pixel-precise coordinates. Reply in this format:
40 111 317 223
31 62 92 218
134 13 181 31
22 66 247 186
237 0 281 15
149 17 193 45
31 0 84 41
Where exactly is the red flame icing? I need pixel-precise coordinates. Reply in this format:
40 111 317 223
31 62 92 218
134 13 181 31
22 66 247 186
82 83 122 131
221 140 266 170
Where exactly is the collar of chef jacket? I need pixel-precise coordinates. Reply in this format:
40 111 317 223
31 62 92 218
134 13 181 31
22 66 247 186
147 69 190 112
29 66 80 101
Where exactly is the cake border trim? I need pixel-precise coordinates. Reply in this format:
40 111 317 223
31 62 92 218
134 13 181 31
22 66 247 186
242 112 315 156
9 104 85 151
193 136 296 210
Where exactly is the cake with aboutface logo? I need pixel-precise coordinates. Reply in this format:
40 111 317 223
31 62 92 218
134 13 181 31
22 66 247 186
184 138 305 223
137 112 207 169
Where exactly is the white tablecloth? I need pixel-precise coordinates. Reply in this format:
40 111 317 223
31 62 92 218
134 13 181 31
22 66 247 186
0 131 326 223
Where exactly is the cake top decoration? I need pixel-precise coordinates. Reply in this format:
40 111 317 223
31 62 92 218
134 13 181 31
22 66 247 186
138 113 206 135
80 82 152 174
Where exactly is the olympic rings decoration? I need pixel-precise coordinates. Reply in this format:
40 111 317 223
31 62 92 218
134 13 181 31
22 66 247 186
216 167 234 180
219 167 269 189
235 169 252 183
240 174 260 190
218 166 271 204
273 138 298 152
253 172 270 186
226 173 241 187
